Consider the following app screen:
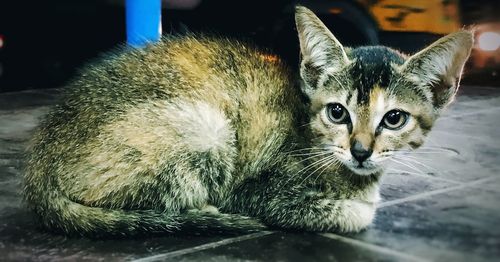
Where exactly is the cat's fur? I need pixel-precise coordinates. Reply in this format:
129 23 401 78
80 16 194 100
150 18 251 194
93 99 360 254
23 6 473 237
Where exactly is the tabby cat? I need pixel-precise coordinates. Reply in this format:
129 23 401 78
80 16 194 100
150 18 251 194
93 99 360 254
23 6 472 237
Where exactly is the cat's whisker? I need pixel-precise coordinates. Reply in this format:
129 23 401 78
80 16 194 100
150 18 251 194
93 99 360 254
288 146 325 151
311 158 338 185
288 146 326 151
286 147 326 155
289 150 330 158
281 154 334 187
394 158 424 173
400 151 448 154
293 152 333 166
298 154 338 186
388 158 425 175
395 148 451 152
415 146 453 152
313 158 341 185
298 122 313 128
379 153 393 158
393 157 435 174
419 150 454 154
392 149 453 155
296 155 335 176
386 168 424 176
399 155 438 173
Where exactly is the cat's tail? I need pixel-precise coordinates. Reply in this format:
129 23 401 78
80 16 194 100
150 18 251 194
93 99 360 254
25 189 266 238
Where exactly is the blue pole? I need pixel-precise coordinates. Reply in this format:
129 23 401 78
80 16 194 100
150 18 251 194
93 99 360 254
126 0 162 47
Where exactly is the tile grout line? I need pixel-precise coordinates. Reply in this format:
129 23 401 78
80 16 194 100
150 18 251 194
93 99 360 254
379 176 498 208
131 231 274 262
320 233 430 262
86 175 499 261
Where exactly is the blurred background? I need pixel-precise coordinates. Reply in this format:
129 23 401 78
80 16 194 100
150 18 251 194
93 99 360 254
0 0 498 93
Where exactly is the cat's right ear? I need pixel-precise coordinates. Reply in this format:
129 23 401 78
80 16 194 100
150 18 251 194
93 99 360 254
400 31 473 110
295 6 350 97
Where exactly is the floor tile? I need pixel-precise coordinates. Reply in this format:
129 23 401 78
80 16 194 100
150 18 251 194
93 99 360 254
379 172 456 202
386 107 500 183
469 176 500 192
173 232 416 262
0 107 49 142
348 184 500 262
1 87 499 261
443 96 500 117
0 89 60 110
0 206 227 261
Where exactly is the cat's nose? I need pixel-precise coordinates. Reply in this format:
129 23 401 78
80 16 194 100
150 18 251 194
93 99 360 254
350 140 373 163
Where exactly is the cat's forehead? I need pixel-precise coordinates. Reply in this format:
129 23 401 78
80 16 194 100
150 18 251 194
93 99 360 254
345 46 406 105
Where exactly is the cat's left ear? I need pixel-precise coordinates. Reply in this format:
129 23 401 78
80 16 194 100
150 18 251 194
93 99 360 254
400 31 473 110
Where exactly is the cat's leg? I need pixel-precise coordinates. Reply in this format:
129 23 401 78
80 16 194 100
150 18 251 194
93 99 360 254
28 98 266 236
225 172 380 233
65 99 237 212
158 100 238 209
279 195 378 233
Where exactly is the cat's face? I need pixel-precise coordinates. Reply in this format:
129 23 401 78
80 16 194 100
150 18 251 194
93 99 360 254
295 6 473 176
307 56 437 175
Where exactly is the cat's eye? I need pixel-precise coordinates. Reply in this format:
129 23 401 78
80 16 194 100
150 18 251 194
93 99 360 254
382 110 408 130
326 103 350 124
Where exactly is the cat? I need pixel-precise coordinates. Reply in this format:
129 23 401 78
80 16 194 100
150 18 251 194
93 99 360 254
23 6 473 237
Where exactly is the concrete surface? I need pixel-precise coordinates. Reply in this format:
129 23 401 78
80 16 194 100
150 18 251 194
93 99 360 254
0 86 499 261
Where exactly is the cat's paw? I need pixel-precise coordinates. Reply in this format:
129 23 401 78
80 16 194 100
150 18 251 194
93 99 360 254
200 204 220 214
188 204 220 215
330 199 376 232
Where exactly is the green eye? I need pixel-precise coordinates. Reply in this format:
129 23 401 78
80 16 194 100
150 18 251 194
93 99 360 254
382 110 409 130
326 103 350 124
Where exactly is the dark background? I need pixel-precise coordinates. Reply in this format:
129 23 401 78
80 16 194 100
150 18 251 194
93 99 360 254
0 0 498 93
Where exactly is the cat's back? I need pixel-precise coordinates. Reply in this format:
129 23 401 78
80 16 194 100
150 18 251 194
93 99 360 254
61 35 293 120
29 35 302 182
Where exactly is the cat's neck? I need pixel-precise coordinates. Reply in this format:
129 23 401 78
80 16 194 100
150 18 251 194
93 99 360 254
325 164 381 187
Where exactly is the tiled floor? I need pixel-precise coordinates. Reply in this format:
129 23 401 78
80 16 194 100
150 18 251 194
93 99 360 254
1 86 499 261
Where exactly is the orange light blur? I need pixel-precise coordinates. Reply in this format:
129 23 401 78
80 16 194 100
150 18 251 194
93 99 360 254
260 54 279 63
328 8 343 15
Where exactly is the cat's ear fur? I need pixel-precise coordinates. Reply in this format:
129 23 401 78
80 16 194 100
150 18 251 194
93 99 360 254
400 31 473 110
295 6 350 97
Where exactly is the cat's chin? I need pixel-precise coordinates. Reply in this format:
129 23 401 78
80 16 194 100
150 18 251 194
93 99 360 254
349 166 381 176
345 162 382 176
335 158 382 176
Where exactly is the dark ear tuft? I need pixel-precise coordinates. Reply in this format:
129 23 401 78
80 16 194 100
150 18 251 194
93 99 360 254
295 6 349 97
401 31 473 109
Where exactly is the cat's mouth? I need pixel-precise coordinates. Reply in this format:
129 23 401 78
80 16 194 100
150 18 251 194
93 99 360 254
330 150 382 176
346 160 382 176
